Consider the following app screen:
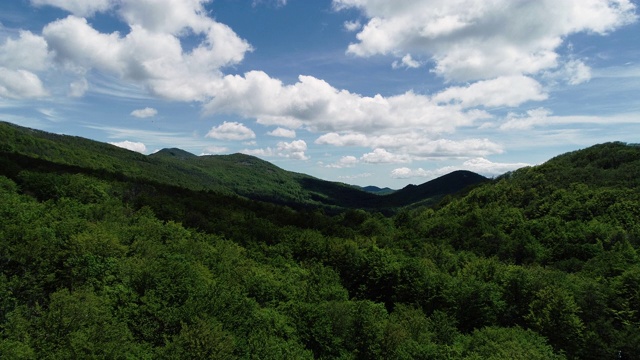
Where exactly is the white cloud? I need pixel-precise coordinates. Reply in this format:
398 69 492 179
0 68 48 99
241 141 309 160
206 121 256 141
391 157 530 180
361 148 410 163
433 75 548 108
391 167 425 179
276 139 309 160
201 145 228 155
267 127 296 138
334 0 637 81
0 30 50 72
205 71 489 134
0 30 50 99
242 147 274 157
316 132 502 158
408 138 504 158
344 20 362 32
500 108 554 131
30 0 113 17
461 157 531 176
110 140 147 153
41 4 251 101
69 77 88 97
326 155 359 168
131 107 158 118
392 54 422 69
563 59 592 85
315 132 371 147
118 0 213 34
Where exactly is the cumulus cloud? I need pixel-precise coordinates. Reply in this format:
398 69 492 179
118 0 213 34
277 140 309 160
205 71 489 134
326 155 359 168
344 20 362 32
391 157 530 180
201 146 228 155
31 0 113 17
242 147 274 157
0 68 48 99
0 30 50 72
391 167 425 179
110 140 147 153
392 54 422 69
242 139 309 160
206 121 256 141
40 0 251 101
131 107 158 118
433 75 548 108
361 148 410 163
8 0 633 168
317 132 502 158
334 0 637 81
267 127 296 138
0 30 50 99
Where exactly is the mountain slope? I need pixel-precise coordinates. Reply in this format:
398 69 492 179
383 170 489 207
1 129 639 358
360 185 395 195
0 121 485 211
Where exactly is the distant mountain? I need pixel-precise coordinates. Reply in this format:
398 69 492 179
0 121 488 211
360 186 396 195
2 124 638 359
383 170 489 207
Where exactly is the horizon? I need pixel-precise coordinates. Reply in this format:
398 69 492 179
1 0 639 188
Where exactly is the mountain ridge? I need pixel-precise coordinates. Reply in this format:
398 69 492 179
0 121 488 211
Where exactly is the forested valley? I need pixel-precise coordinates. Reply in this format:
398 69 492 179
1 123 640 359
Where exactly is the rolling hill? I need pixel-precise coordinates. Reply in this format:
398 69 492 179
0 121 487 211
1 120 640 358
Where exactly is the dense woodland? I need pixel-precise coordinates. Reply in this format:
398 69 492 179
1 123 640 359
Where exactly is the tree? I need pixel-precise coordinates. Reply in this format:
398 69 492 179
526 286 585 357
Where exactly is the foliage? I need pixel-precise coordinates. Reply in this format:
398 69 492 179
1 124 640 358
0 121 487 213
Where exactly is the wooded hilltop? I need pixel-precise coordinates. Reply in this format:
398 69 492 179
1 122 639 359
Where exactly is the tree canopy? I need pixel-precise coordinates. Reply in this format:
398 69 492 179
1 127 640 358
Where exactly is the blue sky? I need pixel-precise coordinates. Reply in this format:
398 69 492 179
1 0 639 188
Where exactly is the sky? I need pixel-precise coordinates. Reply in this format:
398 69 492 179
1 0 639 188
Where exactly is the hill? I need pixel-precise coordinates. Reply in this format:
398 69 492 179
0 121 486 211
360 185 396 195
382 170 488 208
150 148 198 160
0 126 639 358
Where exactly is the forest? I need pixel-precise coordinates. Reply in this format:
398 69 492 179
1 123 640 359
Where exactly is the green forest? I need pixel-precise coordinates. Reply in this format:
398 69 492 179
1 123 640 359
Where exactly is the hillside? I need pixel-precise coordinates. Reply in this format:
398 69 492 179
0 121 486 211
360 185 396 195
1 121 640 358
